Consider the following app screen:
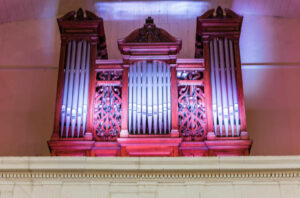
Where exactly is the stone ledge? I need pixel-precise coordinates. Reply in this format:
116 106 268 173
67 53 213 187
0 156 300 171
0 156 299 181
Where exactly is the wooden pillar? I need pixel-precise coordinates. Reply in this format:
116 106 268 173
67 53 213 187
203 39 214 134
233 39 247 132
86 42 97 139
170 66 179 137
51 39 67 139
120 67 129 137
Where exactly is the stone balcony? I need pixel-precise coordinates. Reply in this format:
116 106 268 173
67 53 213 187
0 156 299 198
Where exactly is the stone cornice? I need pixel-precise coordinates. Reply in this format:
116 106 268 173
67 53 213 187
0 156 300 181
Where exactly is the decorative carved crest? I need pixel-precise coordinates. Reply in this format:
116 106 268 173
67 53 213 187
130 17 170 43
200 6 241 19
59 8 100 21
123 17 177 43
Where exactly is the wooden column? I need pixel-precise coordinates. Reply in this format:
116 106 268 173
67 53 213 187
51 40 67 139
203 39 214 134
233 39 247 132
120 67 129 137
170 66 179 137
86 42 97 140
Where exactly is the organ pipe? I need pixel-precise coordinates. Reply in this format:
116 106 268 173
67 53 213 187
213 39 223 136
218 39 229 137
60 42 72 137
224 38 235 136
210 38 240 137
209 41 218 134
229 40 240 136
60 40 91 138
147 62 153 133
128 61 171 135
142 61 147 134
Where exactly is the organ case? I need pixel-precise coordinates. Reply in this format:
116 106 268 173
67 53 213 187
48 7 252 156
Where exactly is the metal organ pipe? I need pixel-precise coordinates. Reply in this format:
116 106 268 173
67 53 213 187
224 38 235 136
229 40 240 136
142 61 147 134
77 41 87 137
128 61 171 135
137 61 142 134
60 40 91 138
71 41 82 137
82 43 90 136
61 42 72 137
152 61 158 134
210 38 240 137
218 39 229 137
147 62 153 133
128 63 133 133
66 40 77 137
167 65 171 133
209 41 218 134
132 63 137 133
213 38 223 136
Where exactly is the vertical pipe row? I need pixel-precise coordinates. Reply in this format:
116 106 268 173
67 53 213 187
128 61 171 134
60 40 90 138
210 38 240 137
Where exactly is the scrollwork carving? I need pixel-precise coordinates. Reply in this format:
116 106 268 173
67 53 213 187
94 86 122 141
96 71 122 81
177 71 203 80
178 85 206 140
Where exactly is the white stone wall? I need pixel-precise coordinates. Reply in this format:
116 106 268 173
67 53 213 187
0 157 300 198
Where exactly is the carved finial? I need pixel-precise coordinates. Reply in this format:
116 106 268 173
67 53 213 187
215 6 224 18
145 16 154 24
76 8 84 20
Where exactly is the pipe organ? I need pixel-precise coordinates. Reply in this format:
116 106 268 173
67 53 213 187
48 7 252 157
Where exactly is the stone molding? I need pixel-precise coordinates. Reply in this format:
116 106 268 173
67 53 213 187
0 156 300 181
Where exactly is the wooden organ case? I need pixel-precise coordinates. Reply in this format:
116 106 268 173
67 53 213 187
48 7 252 157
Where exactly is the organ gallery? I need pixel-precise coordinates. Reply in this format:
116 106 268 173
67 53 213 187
48 6 252 156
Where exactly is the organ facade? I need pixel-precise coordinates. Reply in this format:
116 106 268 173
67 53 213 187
48 6 252 156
